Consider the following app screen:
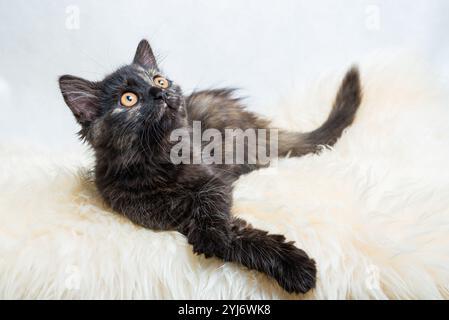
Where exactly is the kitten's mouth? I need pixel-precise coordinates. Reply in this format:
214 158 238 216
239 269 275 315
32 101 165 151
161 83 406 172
163 101 175 110
160 98 179 111
153 92 181 113
152 99 179 120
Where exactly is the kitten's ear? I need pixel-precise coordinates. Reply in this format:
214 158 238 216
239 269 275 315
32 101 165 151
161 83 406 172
133 39 158 69
59 75 101 125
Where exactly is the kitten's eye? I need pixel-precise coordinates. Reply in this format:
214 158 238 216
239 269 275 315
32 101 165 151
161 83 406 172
153 76 170 89
120 92 138 107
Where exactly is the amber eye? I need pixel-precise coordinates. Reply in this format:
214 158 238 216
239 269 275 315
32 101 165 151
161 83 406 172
120 92 138 107
153 76 170 89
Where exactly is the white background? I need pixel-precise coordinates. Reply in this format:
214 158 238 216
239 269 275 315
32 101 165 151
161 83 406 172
0 0 448 151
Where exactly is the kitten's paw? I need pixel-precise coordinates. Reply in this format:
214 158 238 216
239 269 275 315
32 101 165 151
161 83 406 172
273 242 317 294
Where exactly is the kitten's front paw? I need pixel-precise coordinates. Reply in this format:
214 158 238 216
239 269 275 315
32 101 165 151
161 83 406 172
273 242 317 294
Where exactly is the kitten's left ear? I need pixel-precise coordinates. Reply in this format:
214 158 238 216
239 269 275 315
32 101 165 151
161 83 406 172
59 75 101 125
133 39 158 69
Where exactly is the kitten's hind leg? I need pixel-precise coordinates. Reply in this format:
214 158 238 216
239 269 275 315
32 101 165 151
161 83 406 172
180 210 316 294
226 217 316 294
278 67 362 157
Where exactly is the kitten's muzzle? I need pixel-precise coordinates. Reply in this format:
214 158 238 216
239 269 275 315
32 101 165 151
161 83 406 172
149 87 179 111
149 87 166 100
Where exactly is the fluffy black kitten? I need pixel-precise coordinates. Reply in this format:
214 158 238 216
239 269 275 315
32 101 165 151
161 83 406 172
59 39 362 294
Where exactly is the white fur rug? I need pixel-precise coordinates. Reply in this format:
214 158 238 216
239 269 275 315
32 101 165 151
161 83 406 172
1 54 449 299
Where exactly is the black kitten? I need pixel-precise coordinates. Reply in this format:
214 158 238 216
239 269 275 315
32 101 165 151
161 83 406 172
59 39 362 294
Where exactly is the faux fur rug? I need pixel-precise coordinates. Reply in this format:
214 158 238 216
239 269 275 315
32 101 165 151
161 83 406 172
1 54 449 299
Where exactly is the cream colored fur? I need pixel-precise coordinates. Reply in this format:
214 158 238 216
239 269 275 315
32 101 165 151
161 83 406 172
1 53 449 299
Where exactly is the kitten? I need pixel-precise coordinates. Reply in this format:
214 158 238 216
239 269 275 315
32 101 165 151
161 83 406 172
59 39 361 294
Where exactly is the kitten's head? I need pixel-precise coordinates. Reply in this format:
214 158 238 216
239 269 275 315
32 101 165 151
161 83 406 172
59 39 186 153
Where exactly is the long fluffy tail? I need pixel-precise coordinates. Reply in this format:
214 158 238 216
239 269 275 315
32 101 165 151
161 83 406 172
279 66 362 156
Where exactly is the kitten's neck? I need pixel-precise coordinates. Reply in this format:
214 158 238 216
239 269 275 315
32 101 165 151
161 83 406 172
95 142 177 185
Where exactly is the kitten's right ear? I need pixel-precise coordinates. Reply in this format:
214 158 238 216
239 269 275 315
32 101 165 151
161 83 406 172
59 75 101 125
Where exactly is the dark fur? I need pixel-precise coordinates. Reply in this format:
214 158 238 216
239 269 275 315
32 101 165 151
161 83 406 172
59 39 362 294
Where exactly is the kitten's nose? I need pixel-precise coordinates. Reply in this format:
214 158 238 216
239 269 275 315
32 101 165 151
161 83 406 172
149 87 165 100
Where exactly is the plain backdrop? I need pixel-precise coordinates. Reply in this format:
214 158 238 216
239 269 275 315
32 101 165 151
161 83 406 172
0 0 448 152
